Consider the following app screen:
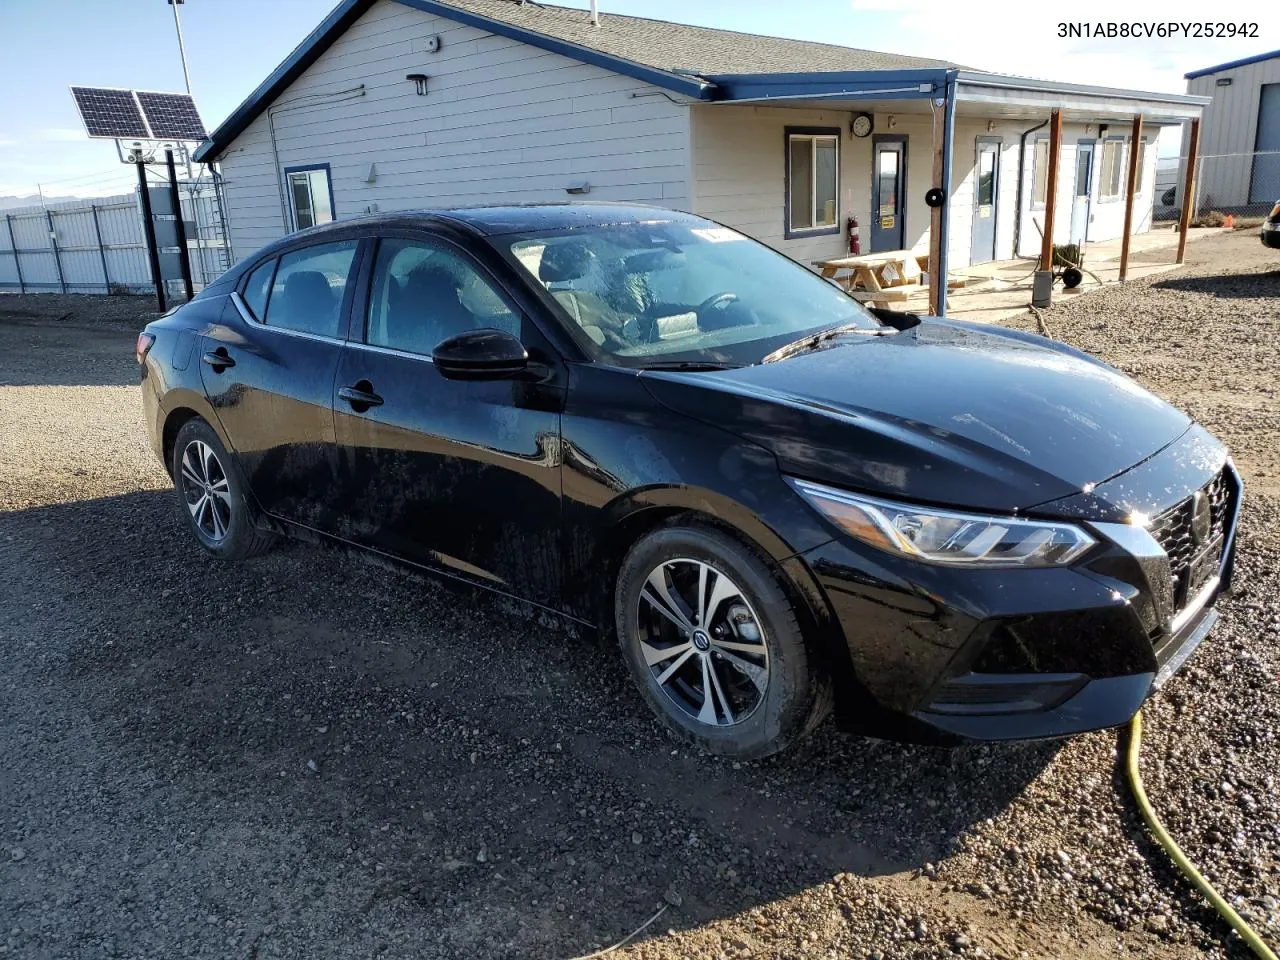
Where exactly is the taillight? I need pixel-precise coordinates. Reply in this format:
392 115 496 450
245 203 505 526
136 332 156 365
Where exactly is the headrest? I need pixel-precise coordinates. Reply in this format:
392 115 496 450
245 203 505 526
539 241 594 282
283 270 331 300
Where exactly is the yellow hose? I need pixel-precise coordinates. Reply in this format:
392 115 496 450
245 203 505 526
1126 710 1278 960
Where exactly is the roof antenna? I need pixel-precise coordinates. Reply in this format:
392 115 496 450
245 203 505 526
589 0 599 25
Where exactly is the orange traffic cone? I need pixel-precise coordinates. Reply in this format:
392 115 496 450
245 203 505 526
1224 214 1235 229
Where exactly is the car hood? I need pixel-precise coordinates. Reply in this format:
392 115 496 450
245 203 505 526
640 320 1192 512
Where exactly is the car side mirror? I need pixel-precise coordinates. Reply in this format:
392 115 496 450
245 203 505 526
432 327 529 380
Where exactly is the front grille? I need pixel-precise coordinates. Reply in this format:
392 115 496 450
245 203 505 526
1149 469 1233 612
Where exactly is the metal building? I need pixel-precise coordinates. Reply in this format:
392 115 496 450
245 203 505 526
1184 49 1280 215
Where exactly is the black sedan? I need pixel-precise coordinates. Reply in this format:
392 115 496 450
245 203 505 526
138 204 1241 758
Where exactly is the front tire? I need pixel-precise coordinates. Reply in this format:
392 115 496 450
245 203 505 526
172 418 274 560
614 522 830 758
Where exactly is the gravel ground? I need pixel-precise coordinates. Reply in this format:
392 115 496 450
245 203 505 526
0 231 1277 959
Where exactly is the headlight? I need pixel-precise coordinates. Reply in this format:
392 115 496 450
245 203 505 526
787 478 1095 568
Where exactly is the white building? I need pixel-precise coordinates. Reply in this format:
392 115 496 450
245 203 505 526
1184 49 1280 213
195 0 1204 276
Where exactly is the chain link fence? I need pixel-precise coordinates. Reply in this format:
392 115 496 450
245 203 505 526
0 171 232 297
1156 150 1280 225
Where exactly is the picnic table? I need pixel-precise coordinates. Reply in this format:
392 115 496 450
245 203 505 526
813 250 944 309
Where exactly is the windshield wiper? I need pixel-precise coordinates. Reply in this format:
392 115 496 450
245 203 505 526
761 322 893 364
636 360 742 372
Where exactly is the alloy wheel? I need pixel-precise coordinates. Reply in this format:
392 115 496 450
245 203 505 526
179 440 233 543
636 558 770 726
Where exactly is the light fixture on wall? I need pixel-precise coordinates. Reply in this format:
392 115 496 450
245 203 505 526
887 115 897 129
987 120 995 132
364 162 377 183
405 73 428 96
566 181 591 195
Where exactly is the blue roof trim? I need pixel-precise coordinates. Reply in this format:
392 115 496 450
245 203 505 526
193 0 372 161
1185 48 1280 79
708 68 944 102
394 0 716 99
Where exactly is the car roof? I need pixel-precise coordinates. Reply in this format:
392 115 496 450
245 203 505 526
293 202 708 240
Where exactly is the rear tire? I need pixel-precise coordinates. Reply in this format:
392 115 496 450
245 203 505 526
172 418 274 560
614 522 830 758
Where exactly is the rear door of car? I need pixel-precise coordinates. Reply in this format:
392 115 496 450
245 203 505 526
200 235 366 530
331 227 567 607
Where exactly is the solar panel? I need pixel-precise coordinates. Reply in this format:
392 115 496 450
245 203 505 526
136 91 207 142
70 86 152 139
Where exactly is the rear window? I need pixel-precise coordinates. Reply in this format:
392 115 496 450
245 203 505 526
241 259 276 321
262 240 359 339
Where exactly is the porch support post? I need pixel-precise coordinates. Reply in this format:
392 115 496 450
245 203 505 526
1039 110 1064 272
931 70 958 316
1118 115 1143 282
928 100 944 315
1176 117 1200 264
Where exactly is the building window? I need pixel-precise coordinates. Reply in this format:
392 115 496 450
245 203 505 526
786 128 840 237
285 164 335 230
1031 139 1049 207
1099 139 1125 199
1135 139 1148 193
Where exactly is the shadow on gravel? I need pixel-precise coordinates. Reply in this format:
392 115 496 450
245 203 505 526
0 316 140 387
5 489 1062 958
1151 270 1280 299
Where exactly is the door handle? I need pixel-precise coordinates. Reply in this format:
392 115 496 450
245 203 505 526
338 382 384 410
202 348 235 370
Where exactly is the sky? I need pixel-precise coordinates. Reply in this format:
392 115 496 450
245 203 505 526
1 0 1276 198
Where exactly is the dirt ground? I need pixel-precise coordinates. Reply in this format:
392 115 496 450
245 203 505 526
0 231 1277 959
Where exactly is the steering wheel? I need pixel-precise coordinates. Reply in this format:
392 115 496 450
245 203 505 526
697 292 738 316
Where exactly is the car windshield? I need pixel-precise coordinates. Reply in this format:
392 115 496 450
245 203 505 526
500 220 882 367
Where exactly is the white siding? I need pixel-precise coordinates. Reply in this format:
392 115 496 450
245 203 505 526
689 104 860 266
691 106 1156 270
1187 55 1280 207
217 0 690 261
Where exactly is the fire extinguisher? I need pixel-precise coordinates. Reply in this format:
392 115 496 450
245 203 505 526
847 216 861 255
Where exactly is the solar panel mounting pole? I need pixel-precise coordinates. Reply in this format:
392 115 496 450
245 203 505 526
137 159 166 312
165 149 194 301
167 0 193 96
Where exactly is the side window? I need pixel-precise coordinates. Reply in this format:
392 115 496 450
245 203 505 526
366 239 519 356
263 240 359 338
241 258 276 320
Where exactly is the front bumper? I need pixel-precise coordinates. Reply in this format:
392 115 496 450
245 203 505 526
795 453 1242 744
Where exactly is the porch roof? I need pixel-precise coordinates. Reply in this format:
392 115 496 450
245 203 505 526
705 70 1209 125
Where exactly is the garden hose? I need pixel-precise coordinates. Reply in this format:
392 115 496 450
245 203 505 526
1126 710 1278 960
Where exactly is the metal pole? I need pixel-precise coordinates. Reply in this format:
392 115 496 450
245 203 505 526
168 0 193 96
45 209 66 294
4 214 25 294
90 203 112 294
936 70 958 317
137 159 167 312
166 149 194 301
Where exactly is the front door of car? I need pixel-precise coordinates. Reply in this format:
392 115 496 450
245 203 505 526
200 237 363 530
332 234 566 607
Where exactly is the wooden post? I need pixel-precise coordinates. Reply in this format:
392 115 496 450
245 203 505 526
1176 117 1200 264
1039 110 1064 271
1118 114 1144 281
928 101 945 315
